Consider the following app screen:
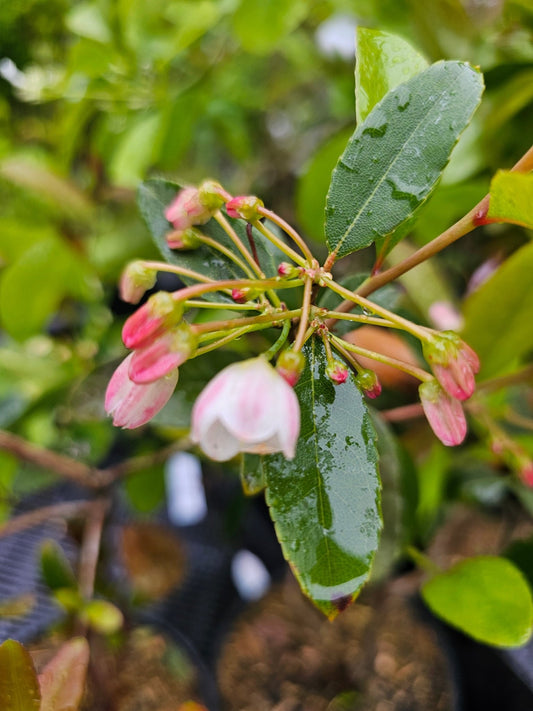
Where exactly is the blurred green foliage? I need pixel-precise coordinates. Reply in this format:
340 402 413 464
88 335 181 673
0 0 532 532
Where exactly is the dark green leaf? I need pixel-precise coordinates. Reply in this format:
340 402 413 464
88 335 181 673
0 639 41 710
40 540 77 591
137 178 283 303
462 241 533 377
355 27 428 124
325 61 484 261
422 556 533 647
264 338 381 618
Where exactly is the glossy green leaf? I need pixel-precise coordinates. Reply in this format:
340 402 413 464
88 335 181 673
233 0 307 54
296 128 353 244
0 639 41 711
487 171 533 229
325 61 484 261
137 179 283 302
355 27 428 124
462 241 533 377
264 338 381 618
39 638 89 711
422 556 533 647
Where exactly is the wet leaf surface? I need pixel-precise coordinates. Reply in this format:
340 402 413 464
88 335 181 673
0 639 41 711
325 61 484 261
264 338 381 618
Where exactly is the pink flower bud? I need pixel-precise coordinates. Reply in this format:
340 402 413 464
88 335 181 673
355 369 382 398
326 360 349 385
119 262 157 304
231 288 247 303
276 349 306 386
166 228 203 250
122 291 183 350
128 322 197 384
191 357 300 461
197 180 231 210
277 262 299 278
423 332 480 401
105 353 179 429
225 195 264 221
419 380 467 446
520 462 533 488
165 187 213 230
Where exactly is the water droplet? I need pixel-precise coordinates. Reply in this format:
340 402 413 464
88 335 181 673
363 123 388 138
395 85 411 111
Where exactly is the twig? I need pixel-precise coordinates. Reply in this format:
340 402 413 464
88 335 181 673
0 500 92 538
78 499 109 600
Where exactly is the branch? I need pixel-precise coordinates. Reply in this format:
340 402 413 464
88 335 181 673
0 500 92 538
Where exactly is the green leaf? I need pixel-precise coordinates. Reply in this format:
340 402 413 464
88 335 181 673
233 0 307 54
40 540 77 591
462 241 533 377
422 556 533 647
39 638 89 711
81 600 124 635
0 639 41 710
296 128 353 244
355 27 428 125
109 113 162 189
137 179 283 302
325 61 484 261
264 338 381 618
487 171 533 229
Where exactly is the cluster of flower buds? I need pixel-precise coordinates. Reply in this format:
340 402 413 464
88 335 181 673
419 331 480 446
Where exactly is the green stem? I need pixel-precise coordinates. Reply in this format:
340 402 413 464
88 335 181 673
322 310 397 329
329 338 364 374
192 308 300 336
293 277 313 352
214 211 264 277
324 278 429 340
140 261 214 284
405 546 442 576
194 325 265 357
257 206 314 264
330 334 432 382
263 319 291 361
171 276 303 304
252 220 308 268
195 233 257 278
184 299 261 311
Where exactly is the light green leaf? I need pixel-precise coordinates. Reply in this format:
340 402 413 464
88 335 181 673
233 0 307 54
355 27 428 124
82 600 124 634
462 240 533 377
65 2 112 43
264 338 381 618
0 639 41 710
422 556 533 647
487 171 533 229
325 61 484 261
109 113 162 189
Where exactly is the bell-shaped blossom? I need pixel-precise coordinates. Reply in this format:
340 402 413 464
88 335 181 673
105 353 179 429
419 380 467 446
165 187 213 230
191 357 300 461
423 332 480 401
122 291 183 350
129 323 197 384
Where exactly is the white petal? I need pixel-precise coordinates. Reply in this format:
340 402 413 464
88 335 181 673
200 419 242 461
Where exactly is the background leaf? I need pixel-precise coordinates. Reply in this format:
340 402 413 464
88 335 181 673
232 0 307 54
462 240 533 377
325 61 484 261
355 27 428 124
422 556 533 647
39 637 89 711
487 170 533 229
0 639 41 711
264 338 381 618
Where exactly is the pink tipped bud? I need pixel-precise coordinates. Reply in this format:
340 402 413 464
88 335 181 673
191 357 300 461
122 291 183 350
105 353 179 429
198 180 231 210
276 349 306 387
520 462 533 488
423 332 480 401
277 262 299 278
327 360 349 385
128 322 197 384
119 262 157 304
355 369 382 398
165 187 213 230
225 195 264 221
419 380 467 446
231 287 261 303
166 227 203 250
